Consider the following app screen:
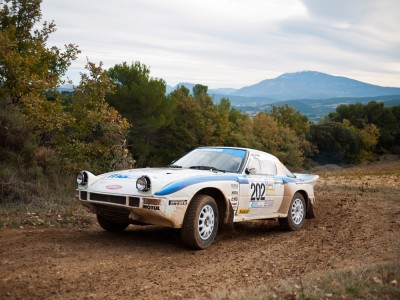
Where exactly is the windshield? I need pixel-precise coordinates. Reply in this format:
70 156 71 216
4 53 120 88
171 148 247 173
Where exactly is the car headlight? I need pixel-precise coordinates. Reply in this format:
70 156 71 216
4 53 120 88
77 171 88 185
136 176 151 191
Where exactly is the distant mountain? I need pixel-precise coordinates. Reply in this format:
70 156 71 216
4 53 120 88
166 84 174 94
175 82 197 92
209 88 238 95
233 71 400 100
164 72 400 121
58 84 74 92
166 71 400 107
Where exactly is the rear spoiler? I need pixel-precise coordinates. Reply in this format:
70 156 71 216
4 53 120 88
293 173 319 187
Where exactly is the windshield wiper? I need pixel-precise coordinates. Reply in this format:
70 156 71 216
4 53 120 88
169 164 182 168
189 166 226 173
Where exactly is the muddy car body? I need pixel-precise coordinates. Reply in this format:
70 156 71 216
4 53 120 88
76 147 318 249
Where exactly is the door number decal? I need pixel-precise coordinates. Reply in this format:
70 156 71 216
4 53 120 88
250 183 265 201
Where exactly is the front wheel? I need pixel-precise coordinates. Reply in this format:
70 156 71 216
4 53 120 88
279 192 306 231
97 214 129 232
181 194 219 250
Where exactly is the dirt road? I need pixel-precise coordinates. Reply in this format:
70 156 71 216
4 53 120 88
1 161 399 299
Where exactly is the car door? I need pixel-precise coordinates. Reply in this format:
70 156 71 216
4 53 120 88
237 153 284 217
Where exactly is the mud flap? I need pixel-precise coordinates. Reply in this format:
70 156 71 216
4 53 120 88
220 203 235 231
306 198 316 219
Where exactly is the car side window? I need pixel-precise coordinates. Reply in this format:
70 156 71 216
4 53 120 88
247 158 262 174
261 159 277 175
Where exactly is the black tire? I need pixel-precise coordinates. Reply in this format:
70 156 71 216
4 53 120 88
279 192 306 231
97 214 129 232
181 194 219 250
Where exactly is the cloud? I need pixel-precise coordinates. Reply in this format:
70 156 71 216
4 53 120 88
41 0 400 88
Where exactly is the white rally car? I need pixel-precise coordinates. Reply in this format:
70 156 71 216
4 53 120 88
76 147 319 249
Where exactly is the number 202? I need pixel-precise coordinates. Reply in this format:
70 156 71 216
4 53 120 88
251 183 265 201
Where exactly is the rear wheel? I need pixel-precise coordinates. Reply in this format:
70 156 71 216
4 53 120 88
97 214 129 232
181 194 219 250
279 192 306 231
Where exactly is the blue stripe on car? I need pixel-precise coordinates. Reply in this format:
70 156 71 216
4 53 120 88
155 175 249 196
281 177 298 183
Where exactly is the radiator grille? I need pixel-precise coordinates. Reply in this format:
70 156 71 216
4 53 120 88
93 204 131 222
89 193 126 205
80 191 87 200
129 197 140 207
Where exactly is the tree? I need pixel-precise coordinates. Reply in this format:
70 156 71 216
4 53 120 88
362 102 398 152
0 0 80 161
155 86 201 163
192 84 208 98
0 0 79 104
0 0 83 202
327 101 399 153
328 103 366 128
269 104 316 164
156 86 241 165
106 61 171 167
57 61 133 173
251 112 305 169
310 121 362 164
223 100 254 148
270 104 309 137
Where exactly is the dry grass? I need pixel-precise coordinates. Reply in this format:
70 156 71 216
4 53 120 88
214 261 400 300
0 173 94 228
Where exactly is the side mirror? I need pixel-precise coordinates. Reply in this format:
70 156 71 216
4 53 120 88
245 167 256 175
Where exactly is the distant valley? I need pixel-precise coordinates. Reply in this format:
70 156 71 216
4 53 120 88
60 71 400 121
167 71 400 121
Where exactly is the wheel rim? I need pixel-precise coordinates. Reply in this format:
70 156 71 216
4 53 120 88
291 198 304 225
198 204 215 240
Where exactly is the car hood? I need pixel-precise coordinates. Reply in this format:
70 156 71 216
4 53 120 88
87 168 225 196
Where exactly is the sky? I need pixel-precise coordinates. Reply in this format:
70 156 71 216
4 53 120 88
41 0 400 89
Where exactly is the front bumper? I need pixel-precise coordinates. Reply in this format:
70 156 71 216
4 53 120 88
77 190 187 228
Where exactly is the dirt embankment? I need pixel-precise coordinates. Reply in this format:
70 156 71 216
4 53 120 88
1 161 399 299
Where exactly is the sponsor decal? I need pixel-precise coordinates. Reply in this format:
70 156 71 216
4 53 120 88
169 200 187 206
265 189 274 195
264 200 274 207
143 198 160 205
230 197 238 209
143 204 160 210
231 190 239 195
106 185 122 190
250 201 265 208
107 174 138 179
238 208 250 214
250 180 276 200
231 183 239 189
